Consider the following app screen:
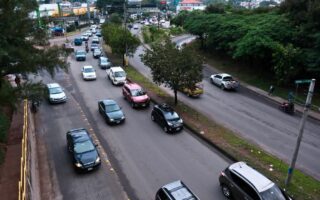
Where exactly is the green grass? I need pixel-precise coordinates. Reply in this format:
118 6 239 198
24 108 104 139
124 65 320 200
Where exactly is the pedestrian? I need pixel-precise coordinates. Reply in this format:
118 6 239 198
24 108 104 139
288 91 294 103
268 85 275 96
15 74 21 87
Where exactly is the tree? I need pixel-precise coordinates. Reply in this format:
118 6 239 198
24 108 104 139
0 0 68 107
141 38 203 105
102 23 140 66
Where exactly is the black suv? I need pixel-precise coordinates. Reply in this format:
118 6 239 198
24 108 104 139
66 128 101 172
219 161 293 200
151 103 183 133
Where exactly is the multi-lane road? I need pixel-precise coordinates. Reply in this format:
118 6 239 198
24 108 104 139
129 25 320 180
39 33 232 200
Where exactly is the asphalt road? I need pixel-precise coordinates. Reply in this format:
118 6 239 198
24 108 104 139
41 33 232 200
130 24 320 180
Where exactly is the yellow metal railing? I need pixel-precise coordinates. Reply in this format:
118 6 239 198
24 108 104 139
18 99 28 200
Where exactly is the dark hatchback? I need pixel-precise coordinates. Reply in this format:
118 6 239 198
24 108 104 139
74 38 82 46
151 104 183 133
98 99 125 125
66 128 101 172
75 50 86 61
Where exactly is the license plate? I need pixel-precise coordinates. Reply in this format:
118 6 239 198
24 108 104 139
116 121 120 124
142 104 145 106
87 167 93 171
176 127 180 131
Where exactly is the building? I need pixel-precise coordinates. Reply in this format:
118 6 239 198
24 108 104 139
176 0 206 12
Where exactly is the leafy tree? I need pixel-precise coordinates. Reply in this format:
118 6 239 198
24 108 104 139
141 39 203 105
272 43 302 85
0 0 68 107
109 13 123 24
102 23 140 65
205 3 226 14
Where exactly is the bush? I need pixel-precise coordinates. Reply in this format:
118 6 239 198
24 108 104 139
169 26 185 36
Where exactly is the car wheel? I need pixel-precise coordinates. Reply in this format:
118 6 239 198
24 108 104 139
163 126 168 133
210 78 214 84
221 84 225 90
151 114 155 121
221 184 232 199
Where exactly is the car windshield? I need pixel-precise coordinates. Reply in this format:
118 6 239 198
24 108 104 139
114 71 125 77
94 50 101 53
101 59 108 64
164 112 180 121
223 76 234 81
260 185 286 200
49 87 63 94
131 89 146 96
74 140 95 154
84 68 94 73
106 103 120 112
76 51 86 56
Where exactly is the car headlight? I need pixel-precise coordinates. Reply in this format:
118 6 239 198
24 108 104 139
178 119 183 124
95 157 101 164
110 119 114 122
121 116 125 119
75 162 82 168
167 122 173 126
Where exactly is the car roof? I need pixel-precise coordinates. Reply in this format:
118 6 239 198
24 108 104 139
101 99 117 106
83 65 93 69
67 128 90 143
100 56 108 61
228 161 274 193
47 83 61 89
162 180 199 200
110 66 124 72
218 73 231 77
125 82 141 90
156 103 174 113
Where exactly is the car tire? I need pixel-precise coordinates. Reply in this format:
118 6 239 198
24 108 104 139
221 184 232 199
163 126 168 133
210 78 214 84
221 84 225 90
151 114 155 121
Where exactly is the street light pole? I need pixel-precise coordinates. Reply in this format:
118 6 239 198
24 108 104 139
285 79 316 187
123 0 128 67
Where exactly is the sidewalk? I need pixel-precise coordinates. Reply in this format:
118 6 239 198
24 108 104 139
0 106 23 200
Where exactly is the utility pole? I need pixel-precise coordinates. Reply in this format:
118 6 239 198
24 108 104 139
86 0 91 22
123 0 128 67
285 79 316 187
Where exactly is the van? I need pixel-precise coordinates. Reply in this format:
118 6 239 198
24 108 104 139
107 66 126 85
155 180 199 200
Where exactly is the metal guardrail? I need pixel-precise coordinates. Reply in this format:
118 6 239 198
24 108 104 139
18 99 28 200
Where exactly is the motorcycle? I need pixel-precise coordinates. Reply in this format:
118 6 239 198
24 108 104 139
85 46 89 53
279 102 294 115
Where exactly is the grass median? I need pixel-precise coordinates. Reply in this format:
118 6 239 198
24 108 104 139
124 64 320 200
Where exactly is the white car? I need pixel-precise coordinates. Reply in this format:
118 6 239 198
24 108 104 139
133 24 139 29
107 66 126 85
93 49 102 58
47 83 67 103
82 65 97 80
92 36 99 44
86 30 92 37
210 73 239 90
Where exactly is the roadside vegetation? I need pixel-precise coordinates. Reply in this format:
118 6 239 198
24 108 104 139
171 1 320 89
102 48 320 199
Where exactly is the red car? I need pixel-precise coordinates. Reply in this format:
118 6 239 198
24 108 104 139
122 80 150 108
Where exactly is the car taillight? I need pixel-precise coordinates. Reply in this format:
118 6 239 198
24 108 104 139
220 171 225 176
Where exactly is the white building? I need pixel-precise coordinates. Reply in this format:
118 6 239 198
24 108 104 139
176 0 206 13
